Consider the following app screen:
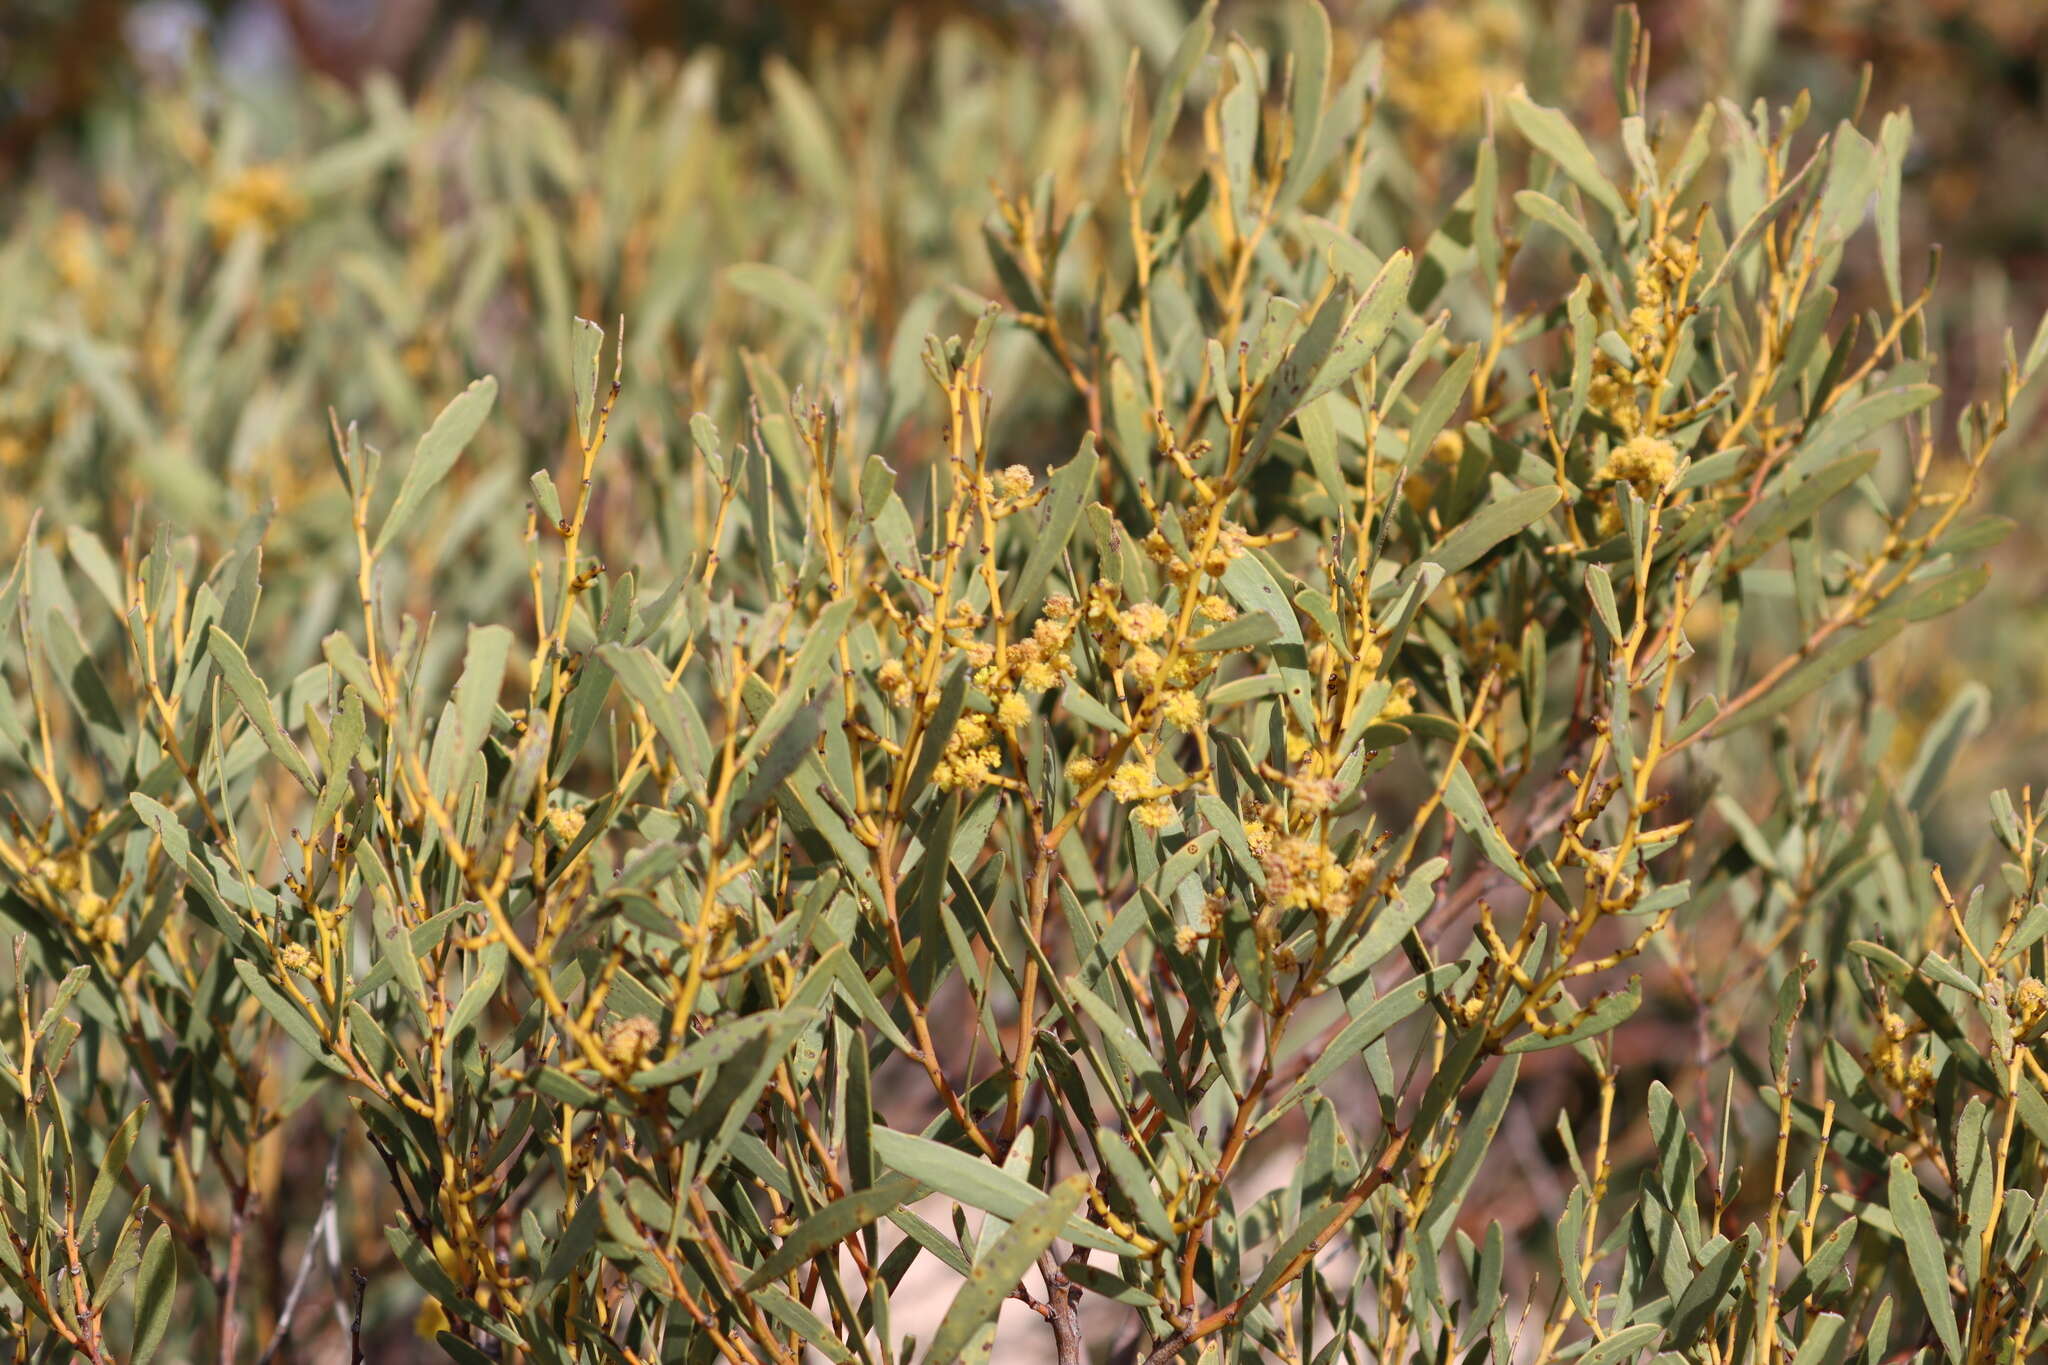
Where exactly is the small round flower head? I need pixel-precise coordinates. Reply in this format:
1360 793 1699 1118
603 1015 661 1068
997 693 1031 730
1108 761 1153 803
1429 430 1465 465
1600 434 1678 495
1020 659 1062 693
1586 372 1629 418
1133 799 1176 830
1903 1055 1935 1104
1197 594 1236 622
279 941 318 976
1173 925 1202 953
1043 594 1077 620
2015 977 2047 1029
932 729 1002 790
1627 305 1664 356
995 465 1035 500
876 658 913 704
1289 775 1346 810
38 856 79 893
1118 602 1170 644
1160 690 1203 730
1124 647 1163 686
1064 754 1098 787
203 164 305 243
546 806 587 847
78 892 122 945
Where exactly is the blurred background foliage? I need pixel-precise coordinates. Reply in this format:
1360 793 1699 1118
1 3 2044 1353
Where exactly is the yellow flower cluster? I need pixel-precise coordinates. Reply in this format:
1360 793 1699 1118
1066 750 1176 828
2013 976 2046 1032
1140 509 1265 584
1598 433 1678 497
279 941 318 977
930 711 1006 791
1588 237 1700 439
1381 5 1523 140
50 213 99 291
203 164 305 243
1870 1009 1936 1110
1243 803 1362 917
1082 582 1216 707
77 891 122 947
602 1014 661 1069
876 658 914 705
922 598 1087 792
991 464 1035 502
545 805 587 846
31 851 124 946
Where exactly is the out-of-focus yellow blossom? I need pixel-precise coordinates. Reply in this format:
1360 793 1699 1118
203 164 305 243
1382 5 1523 140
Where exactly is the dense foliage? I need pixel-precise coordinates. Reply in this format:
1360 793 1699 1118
3 4 2047 1362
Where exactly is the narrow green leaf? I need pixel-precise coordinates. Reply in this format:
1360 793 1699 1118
744 1175 926 1289
445 945 509 1046
1506 977 1644 1053
131 1225 176 1365
1431 486 1559 575
1143 3 1217 182
1506 93 1628 221
1582 1324 1666 1365
376 377 498 554
231 960 344 1074
571 318 604 447
84 1104 148 1229
926 1175 1089 1364
871 1129 1136 1255
737 597 856 771
1008 435 1098 613
1888 1154 1962 1361
208 626 318 793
